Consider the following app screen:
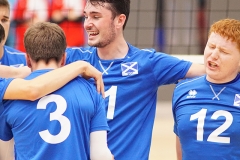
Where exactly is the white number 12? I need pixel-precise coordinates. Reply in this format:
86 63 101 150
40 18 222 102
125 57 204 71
190 108 232 143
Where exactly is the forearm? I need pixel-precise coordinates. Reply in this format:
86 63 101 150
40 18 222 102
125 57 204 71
4 61 98 101
176 136 182 160
0 65 30 78
0 139 14 160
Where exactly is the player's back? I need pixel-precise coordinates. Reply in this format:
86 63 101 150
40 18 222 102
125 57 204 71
0 69 109 160
1 46 26 67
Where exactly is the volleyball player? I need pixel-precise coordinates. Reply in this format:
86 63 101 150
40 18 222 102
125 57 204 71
173 18 240 159
0 15 104 102
0 0 26 66
65 0 206 159
0 22 113 160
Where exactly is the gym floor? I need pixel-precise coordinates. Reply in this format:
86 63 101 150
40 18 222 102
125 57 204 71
149 101 176 160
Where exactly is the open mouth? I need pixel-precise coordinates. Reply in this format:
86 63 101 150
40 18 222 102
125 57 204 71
208 61 218 69
88 32 99 37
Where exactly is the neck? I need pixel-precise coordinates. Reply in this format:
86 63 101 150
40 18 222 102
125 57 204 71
97 35 128 60
31 60 60 72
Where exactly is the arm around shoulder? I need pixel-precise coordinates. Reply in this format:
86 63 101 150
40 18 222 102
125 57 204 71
3 61 105 101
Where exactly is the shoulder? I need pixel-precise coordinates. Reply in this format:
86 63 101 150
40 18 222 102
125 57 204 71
66 46 96 54
4 46 25 55
175 76 205 89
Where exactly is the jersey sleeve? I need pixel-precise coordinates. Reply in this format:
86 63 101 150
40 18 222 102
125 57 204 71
149 51 192 86
65 47 92 65
0 78 13 104
90 95 109 133
172 86 179 136
0 104 13 141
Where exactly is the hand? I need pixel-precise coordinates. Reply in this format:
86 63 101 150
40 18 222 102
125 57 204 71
81 62 105 98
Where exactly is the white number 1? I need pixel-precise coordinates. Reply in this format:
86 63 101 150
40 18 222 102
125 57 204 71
105 86 117 119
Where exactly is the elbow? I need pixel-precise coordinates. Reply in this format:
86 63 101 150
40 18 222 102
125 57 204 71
25 85 42 101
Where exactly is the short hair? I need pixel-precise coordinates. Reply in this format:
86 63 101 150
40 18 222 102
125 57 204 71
209 18 240 51
24 22 67 64
0 0 10 10
88 0 130 30
0 23 5 42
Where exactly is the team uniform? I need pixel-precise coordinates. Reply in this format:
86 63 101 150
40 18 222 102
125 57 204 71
66 44 192 160
173 74 240 159
0 69 109 160
0 46 26 67
0 78 13 104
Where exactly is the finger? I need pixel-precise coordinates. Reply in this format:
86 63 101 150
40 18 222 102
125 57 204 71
100 78 105 98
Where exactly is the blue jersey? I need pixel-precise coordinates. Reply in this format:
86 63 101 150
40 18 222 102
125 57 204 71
0 46 26 67
173 74 240 160
0 69 109 160
66 44 191 160
0 77 13 104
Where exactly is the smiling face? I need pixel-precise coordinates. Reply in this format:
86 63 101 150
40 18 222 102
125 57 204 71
204 32 240 83
83 1 117 48
0 5 10 46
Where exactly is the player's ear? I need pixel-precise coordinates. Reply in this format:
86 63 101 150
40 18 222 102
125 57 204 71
61 53 66 66
25 53 32 68
115 14 126 29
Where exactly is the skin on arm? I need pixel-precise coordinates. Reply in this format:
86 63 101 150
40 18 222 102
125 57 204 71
0 65 31 78
176 135 182 160
0 139 14 160
3 60 105 101
90 131 114 160
185 63 205 78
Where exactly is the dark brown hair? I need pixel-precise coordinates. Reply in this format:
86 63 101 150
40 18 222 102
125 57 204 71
88 0 130 29
24 22 67 64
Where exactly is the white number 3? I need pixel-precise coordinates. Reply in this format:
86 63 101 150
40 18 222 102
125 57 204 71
37 94 71 144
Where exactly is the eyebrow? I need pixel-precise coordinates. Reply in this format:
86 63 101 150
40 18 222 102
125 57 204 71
3 15 9 19
84 11 101 15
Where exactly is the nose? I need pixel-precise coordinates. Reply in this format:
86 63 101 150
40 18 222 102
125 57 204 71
211 48 219 59
84 17 95 30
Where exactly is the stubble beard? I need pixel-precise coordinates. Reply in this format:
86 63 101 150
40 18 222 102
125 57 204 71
88 22 116 48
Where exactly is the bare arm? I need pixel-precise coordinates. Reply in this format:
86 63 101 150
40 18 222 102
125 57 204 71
185 63 205 78
176 135 182 160
90 131 114 160
0 139 14 160
0 65 30 78
4 60 104 101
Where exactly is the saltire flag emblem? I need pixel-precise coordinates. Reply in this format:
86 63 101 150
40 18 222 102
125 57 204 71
121 62 138 76
233 94 240 107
